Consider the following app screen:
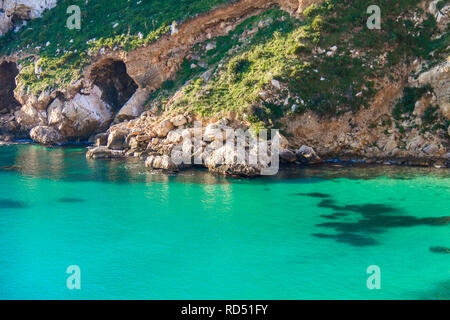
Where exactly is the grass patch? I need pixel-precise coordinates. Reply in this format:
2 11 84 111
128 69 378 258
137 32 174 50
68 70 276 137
165 0 445 126
0 0 234 95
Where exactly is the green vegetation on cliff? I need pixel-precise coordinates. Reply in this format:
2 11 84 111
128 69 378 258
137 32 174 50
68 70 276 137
1 0 448 133
0 0 234 94
157 0 447 131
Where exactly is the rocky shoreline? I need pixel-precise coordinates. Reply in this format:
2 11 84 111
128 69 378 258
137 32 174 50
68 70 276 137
84 113 449 175
1 0 448 176
1 135 448 178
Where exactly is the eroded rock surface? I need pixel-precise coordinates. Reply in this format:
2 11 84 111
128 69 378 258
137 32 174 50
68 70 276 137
414 60 450 120
47 86 114 139
30 125 65 145
0 0 57 35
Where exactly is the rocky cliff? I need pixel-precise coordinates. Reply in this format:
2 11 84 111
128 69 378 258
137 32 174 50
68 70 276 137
0 0 57 35
0 0 449 174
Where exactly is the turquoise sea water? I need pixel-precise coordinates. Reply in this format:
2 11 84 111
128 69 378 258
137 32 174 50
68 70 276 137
0 144 448 300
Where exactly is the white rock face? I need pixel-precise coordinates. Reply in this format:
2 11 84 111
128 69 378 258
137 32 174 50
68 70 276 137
415 60 450 120
0 0 57 35
145 155 179 171
115 88 150 121
30 125 65 145
47 85 114 138
14 98 47 131
429 0 450 26
0 12 11 35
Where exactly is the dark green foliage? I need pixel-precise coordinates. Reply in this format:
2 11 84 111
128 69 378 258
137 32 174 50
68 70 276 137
228 57 251 83
392 86 432 120
422 105 439 125
436 0 448 11
291 44 311 55
161 80 175 90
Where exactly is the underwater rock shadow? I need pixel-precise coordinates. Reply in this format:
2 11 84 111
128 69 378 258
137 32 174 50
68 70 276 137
417 280 450 300
58 198 85 203
312 232 379 247
0 199 27 209
429 246 450 254
293 192 331 198
312 198 449 247
318 199 399 215
320 212 348 220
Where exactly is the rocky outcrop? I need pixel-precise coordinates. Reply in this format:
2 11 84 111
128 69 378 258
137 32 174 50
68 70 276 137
145 155 179 171
115 88 151 121
296 145 322 164
429 0 450 29
86 146 123 159
29 125 65 145
14 98 48 131
84 113 289 176
106 128 128 150
92 0 313 92
0 0 57 35
279 149 297 163
1 0 448 174
2 0 320 144
47 86 114 138
203 142 273 177
414 60 450 120
8 84 114 140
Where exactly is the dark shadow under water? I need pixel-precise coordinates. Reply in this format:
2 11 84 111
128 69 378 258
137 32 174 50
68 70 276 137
1 144 449 247
0 199 27 209
301 195 450 247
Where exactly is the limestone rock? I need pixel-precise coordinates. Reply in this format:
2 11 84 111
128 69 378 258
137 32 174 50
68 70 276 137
30 125 65 145
203 142 274 177
429 0 450 27
415 61 450 120
86 146 123 159
92 132 108 147
205 42 216 51
115 88 150 121
170 115 187 127
271 79 281 90
47 98 64 125
423 144 439 155
35 90 53 111
0 12 12 35
156 119 174 137
275 131 289 149
145 155 179 171
14 102 47 131
0 0 58 36
166 130 183 144
107 129 128 150
47 86 114 138
296 145 322 164
279 149 297 163
204 121 230 142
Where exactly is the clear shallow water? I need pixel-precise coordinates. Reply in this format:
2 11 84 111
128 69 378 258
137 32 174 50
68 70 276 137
0 144 448 300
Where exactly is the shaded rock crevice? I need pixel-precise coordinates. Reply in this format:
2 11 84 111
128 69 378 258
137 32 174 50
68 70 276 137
0 61 19 113
89 59 138 113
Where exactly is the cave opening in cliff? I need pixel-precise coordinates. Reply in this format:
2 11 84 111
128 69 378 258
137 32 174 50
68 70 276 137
90 59 138 112
0 61 20 113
